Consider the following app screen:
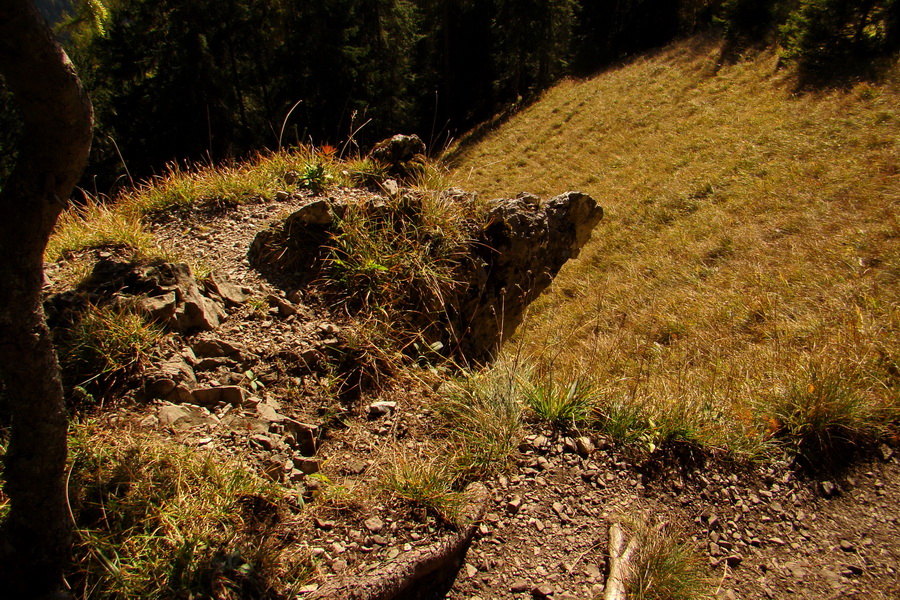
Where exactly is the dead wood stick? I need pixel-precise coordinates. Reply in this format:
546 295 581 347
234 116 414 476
604 522 638 600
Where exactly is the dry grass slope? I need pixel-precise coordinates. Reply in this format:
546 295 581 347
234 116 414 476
449 36 900 458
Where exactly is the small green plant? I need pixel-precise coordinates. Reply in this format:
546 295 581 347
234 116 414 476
379 449 465 522
521 377 596 429
624 515 715 600
296 162 333 194
242 369 265 393
246 296 270 319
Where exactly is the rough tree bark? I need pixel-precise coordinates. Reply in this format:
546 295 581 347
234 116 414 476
0 1 93 598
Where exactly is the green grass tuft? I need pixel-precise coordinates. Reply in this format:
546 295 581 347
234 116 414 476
67 424 313 599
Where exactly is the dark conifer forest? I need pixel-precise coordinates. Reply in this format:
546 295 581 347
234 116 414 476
7 0 900 187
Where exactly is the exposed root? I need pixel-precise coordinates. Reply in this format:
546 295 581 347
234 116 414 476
308 483 488 600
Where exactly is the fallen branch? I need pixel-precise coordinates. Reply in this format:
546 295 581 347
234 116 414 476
604 522 639 600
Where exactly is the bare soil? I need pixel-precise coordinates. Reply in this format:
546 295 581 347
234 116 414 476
47 189 900 599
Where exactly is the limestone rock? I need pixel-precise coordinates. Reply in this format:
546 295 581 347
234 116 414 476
205 271 248 307
450 191 603 362
369 134 427 172
191 385 246 407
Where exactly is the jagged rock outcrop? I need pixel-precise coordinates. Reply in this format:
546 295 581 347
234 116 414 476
450 191 603 361
45 259 244 334
248 189 602 364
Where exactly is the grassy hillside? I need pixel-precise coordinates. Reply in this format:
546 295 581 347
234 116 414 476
449 36 900 458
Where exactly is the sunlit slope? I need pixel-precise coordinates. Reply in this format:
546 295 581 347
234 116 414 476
449 37 900 453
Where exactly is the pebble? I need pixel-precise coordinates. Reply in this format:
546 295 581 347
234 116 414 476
510 579 530 593
364 516 384 533
820 481 838 497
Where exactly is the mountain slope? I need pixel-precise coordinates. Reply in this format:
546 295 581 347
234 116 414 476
449 35 900 454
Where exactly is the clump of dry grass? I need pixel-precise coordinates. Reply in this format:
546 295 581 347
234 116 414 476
449 36 900 460
621 515 715 600
378 445 467 522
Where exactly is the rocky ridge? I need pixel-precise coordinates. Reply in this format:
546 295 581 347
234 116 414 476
42 174 899 599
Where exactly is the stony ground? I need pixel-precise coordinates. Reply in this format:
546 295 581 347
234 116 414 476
48 188 900 599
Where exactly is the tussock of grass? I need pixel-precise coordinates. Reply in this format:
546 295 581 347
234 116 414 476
521 376 596 429
450 36 900 460
68 424 312 599
761 358 899 461
438 361 524 480
378 447 466 522
59 303 163 389
620 515 715 600
48 199 152 262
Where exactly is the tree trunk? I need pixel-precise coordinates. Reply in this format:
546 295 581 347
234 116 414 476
0 1 93 597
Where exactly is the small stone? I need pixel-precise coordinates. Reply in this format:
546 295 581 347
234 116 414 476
158 404 191 427
532 584 555 599
786 561 807 579
331 558 347 572
725 554 743 568
465 563 478 578
257 402 286 422
382 179 400 197
386 548 400 560
364 516 384 533
250 434 276 451
575 436 595 456
367 401 397 419
878 443 894 461
297 583 319 593
839 540 855 552
191 385 246 407
819 480 837 497
822 568 841 586
507 496 523 514
294 457 320 474
583 564 601 581
510 580 530 593
562 437 578 453
345 459 368 475
314 518 335 530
